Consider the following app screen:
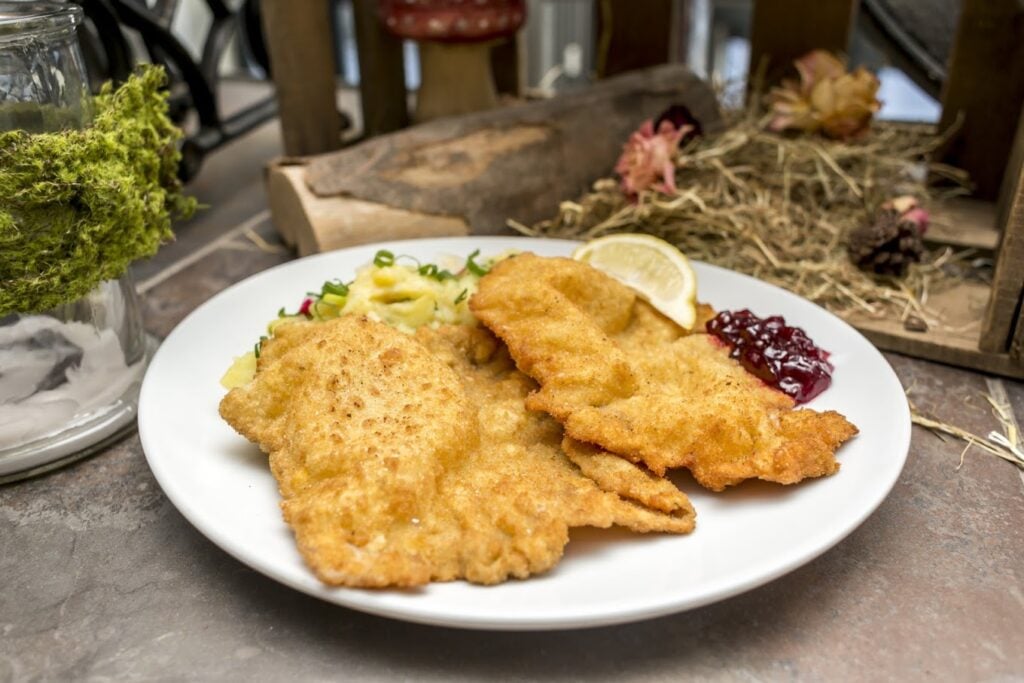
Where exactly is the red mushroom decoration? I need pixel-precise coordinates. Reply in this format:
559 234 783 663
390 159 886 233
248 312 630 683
379 0 526 122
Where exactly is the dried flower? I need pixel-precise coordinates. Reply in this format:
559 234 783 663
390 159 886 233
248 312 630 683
885 195 929 235
768 50 881 141
615 118 693 197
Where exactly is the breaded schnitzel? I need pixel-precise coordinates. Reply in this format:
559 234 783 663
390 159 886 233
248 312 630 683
219 316 693 588
470 254 858 491
416 324 695 528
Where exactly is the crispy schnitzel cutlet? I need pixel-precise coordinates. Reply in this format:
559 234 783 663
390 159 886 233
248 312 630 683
470 253 858 491
219 316 693 588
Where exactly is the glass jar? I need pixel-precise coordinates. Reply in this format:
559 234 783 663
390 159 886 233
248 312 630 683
0 2 151 481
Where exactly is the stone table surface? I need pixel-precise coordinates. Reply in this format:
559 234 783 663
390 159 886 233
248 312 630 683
3 218 1024 682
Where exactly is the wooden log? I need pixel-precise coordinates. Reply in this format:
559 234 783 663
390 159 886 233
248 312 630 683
938 0 1024 201
351 0 409 136
261 0 342 156
747 0 858 91
301 65 721 236
266 163 468 256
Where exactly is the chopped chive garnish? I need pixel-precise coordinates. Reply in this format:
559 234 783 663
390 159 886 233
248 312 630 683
454 288 468 304
254 335 268 358
465 249 489 276
373 249 395 267
418 263 456 281
277 307 286 318
321 280 349 297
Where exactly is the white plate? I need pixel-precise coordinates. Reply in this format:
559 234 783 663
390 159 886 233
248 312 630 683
139 236 910 631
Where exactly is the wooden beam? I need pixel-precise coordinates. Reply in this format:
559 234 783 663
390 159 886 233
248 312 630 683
351 0 408 137
980 107 1024 353
595 0 674 78
261 0 342 156
938 0 1024 201
491 32 524 97
1011 309 1024 363
747 0 858 92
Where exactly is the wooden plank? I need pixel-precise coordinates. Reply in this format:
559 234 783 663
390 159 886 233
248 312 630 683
844 280 1024 380
747 0 858 90
926 198 998 252
595 0 674 78
938 0 1024 201
261 0 342 156
979 106 1024 353
853 320 1024 380
351 0 409 137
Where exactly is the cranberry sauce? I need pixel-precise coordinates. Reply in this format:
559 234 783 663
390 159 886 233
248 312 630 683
706 309 834 404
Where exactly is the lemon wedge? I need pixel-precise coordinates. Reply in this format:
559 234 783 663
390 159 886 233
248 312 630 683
573 233 698 329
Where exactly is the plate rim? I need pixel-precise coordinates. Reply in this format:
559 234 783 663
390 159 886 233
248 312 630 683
139 235 911 631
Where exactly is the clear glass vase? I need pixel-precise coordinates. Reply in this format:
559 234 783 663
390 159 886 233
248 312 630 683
0 2 152 480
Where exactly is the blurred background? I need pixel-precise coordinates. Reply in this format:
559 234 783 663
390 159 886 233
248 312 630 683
68 0 962 282
75 0 952 179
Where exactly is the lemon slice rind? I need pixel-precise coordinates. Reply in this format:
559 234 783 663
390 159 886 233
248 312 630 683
572 234 698 330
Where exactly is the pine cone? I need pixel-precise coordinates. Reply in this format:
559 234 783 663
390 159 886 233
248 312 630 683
848 207 924 276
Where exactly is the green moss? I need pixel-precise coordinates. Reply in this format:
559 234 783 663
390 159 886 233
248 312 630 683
0 65 197 314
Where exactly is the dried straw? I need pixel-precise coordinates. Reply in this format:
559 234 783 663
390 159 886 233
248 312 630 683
910 404 1024 472
512 112 986 327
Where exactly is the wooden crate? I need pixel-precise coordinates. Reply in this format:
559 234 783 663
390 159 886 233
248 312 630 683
749 0 1024 379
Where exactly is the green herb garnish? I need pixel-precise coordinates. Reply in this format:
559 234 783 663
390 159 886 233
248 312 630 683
254 335 268 358
465 249 490 277
373 250 396 267
418 263 456 281
321 280 349 297
454 289 469 304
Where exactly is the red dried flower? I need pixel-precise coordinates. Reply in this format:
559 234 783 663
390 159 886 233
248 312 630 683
615 118 693 198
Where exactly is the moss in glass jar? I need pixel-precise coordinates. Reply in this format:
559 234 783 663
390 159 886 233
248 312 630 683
0 65 197 314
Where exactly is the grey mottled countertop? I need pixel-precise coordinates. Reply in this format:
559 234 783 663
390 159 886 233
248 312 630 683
2 216 1023 682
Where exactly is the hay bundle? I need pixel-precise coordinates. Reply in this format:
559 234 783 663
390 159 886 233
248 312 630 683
513 112 983 328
